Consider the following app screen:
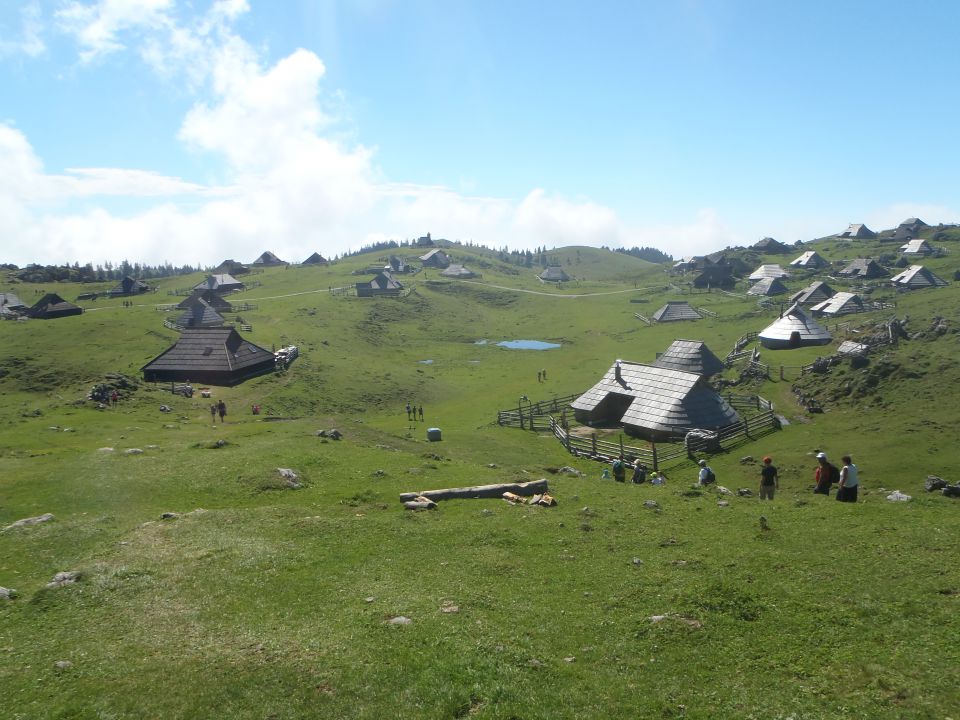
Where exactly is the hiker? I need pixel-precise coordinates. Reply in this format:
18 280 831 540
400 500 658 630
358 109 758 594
650 472 666 485
813 452 837 495
612 454 626 483
217 400 226 424
110 390 119 407
406 402 412 420
631 460 647 484
697 459 716 485
542 368 547 381
537 370 542 383
759 456 779 499
418 405 424 421
210 404 217 423
836 455 859 503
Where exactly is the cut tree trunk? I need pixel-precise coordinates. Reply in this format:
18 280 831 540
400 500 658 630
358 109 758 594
399 479 549 503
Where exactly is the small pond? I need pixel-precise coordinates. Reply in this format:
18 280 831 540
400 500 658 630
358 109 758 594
497 340 561 350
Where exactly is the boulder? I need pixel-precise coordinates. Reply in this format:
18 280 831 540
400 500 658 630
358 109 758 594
925 476 949 492
737 488 753 497
46 571 80 589
942 485 960 498
161 512 180 520
0 587 16 600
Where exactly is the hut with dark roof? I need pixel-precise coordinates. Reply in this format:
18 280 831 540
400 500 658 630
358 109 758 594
837 223 877 239
752 237 791 254
652 301 701 322
838 258 887 279
537 266 571 283
252 251 286 266
790 281 835 306
176 298 226 328
810 292 864 317
108 276 151 297
748 264 790 281
747 277 789 296
692 266 736 289
193 273 244 293
356 271 403 297
571 359 740 440
28 293 83 319
214 259 248 275
758 303 832 349
177 290 233 312
388 255 410 273
440 264 476 279
419 249 450 268
652 340 725 377
890 265 947 289
302 252 328 265
141 327 275 386
789 251 828 269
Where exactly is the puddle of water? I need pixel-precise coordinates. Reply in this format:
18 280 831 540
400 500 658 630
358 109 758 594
497 340 561 350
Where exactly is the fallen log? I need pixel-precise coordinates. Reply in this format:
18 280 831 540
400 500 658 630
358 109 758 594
399 479 549 503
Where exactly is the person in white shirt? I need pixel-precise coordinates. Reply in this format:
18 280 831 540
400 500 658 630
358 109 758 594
836 455 859 503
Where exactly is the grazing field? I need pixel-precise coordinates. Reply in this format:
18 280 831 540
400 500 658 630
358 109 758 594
2 242 959 718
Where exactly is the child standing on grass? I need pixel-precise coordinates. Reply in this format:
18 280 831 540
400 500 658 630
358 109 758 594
759 456 779 499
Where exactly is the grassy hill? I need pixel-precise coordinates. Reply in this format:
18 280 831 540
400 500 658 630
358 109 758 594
1 240 959 718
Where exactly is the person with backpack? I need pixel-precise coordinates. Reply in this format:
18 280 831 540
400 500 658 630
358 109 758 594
697 459 716 485
813 452 838 495
759 456 779 500
612 455 626 483
631 460 648 484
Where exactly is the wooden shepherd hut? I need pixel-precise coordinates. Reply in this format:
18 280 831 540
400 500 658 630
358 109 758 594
141 327 275 386
789 251 828 269
176 290 232 312
537 266 570 283
176 298 226 328
193 273 244 293
652 301 702 322
747 277 789 296
890 265 948 289
899 239 934 256
28 293 83 319
692 266 736 289
570 359 741 441
748 264 790 281
752 237 792 254
838 258 887 279
652 339 725 377
0 292 27 318
758 303 832 349
419 249 450 268
440 264 476 279
302 252 328 265
356 271 403 297
837 223 877 239
809 292 864 317
252 251 286 266
789 281 835 306
108 276 151 297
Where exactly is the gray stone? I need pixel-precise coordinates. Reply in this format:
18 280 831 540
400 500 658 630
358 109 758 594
388 615 412 625
737 488 753 497
925 476 949 492
942 485 960 498
643 500 659 510
277 468 299 480
717 500 730 507
161 512 180 520
4 513 55 531
54 660 73 671
124 448 143 455
559 466 584 476
46 571 80 589
98 447 115 453
0 587 16 600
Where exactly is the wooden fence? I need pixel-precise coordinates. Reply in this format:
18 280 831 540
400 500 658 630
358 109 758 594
496 392 780 471
634 312 651 325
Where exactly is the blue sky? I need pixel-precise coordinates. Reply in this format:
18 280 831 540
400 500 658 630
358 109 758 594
1 0 958 267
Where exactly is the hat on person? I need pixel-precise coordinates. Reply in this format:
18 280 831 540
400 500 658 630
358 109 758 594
816 452 827 459
698 459 706 467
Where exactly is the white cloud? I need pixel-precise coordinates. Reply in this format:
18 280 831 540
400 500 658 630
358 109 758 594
56 0 173 62
0 1 46 57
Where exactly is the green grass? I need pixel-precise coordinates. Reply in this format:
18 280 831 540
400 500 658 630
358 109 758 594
2 242 960 718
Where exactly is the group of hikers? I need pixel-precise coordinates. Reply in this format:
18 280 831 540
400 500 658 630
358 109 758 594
405 403 425 422
607 451 859 502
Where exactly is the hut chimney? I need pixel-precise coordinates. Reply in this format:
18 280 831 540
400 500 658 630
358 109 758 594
614 360 622 382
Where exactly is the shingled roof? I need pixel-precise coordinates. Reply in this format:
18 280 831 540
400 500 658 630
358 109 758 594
193 274 244 293
890 265 948 289
758 303 832 349
789 251 828 268
790 281 835 305
652 339 726 376
28 293 83 319
538 266 570 282
108 276 151 297
899 239 933 255
809 291 864 317
176 290 232 311
0 292 26 317
302 252 328 265
752 237 791 254
838 258 887 279
176 298 226 328
440 264 476 278
571 360 741 440
747 277 789 296
837 223 876 239
652 301 701 322
252 251 286 266
141 327 275 385
748 264 790 281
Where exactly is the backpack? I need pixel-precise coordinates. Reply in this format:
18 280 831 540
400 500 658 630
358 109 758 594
828 464 840 484
703 468 716 484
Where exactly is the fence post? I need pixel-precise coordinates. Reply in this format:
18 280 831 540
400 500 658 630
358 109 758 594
652 442 659 473
591 433 597 456
619 434 624 456
780 365 785 381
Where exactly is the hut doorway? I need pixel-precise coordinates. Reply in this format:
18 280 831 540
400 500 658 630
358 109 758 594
789 331 801 348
